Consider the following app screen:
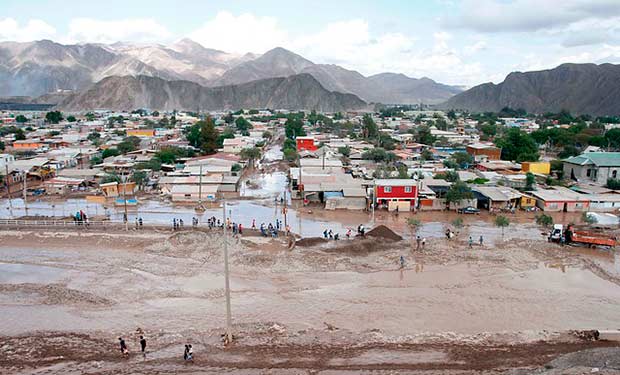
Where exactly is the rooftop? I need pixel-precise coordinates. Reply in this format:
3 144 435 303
564 152 620 167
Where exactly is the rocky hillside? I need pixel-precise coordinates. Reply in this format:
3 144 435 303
442 63 620 116
56 74 367 112
0 39 461 104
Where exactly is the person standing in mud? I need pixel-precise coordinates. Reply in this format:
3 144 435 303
479 235 483 246
119 337 128 356
469 236 473 248
416 236 421 250
399 255 405 269
139 335 146 357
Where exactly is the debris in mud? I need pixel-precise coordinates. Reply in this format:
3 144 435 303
296 237 328 247
0 283 112 306
324 322 338 331
366 225 403 241
571 330 601 341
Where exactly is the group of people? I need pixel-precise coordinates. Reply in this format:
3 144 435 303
118 335 194 362
73 210 89 225
172 218 184 230
322 229 340 240
118 335 147 357
468 235 484 248
134 217 144 229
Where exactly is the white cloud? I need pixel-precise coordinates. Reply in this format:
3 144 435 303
67 18 171 44
0 18 56 42
188 11 288 54
446 0 620 33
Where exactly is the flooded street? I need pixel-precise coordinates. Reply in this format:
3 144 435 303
1 224 620 372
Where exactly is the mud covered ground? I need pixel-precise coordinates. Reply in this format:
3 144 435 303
1 225 620 373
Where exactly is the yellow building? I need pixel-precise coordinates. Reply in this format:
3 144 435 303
521 161 550 175
126 129 155 137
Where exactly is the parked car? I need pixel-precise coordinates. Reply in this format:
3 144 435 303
457 206 480 214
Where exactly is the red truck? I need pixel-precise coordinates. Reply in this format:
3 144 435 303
549 224 617 248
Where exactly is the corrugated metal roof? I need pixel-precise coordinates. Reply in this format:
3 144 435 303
564 152 620 167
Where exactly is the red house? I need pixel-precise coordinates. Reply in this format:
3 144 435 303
296 136 317 152
374 179 418 211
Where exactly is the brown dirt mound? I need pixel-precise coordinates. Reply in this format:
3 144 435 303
366 225 403 241
296 237 328 247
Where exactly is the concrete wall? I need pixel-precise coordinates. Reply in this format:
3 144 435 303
325 197 366 210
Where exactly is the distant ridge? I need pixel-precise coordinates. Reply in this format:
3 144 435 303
442 63 620 116
55 73 368 112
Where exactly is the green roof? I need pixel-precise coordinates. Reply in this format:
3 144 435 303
564 152 620 167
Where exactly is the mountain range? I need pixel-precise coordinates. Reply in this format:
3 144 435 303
55 74 367 112
0 39 462 109
442 63 620 116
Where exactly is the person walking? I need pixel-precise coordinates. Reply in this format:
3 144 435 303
479 235 483 246
238 223 243 235
252 219 256 229
119 337 129 356
187 344 193 361
139 217 143 228
416 236 421 251
399 255 405 269
421 237 426 249
469 236 473 248
183 344 188 360
139 335 146 356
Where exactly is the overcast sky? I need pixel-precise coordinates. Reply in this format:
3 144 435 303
2 0 620 87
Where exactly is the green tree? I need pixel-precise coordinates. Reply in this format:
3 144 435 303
0 141 5 151
262 131 273 139
239 147 261 168
117 136 141 154
338 146 351 157
605 128 620 150
186 118 220 154
525 172 536 191
495 128 539 162
14 129 26 140
285 116 306 139
495 215 510 237
436 170 459 182
45 111 63 124
361 114 378 139
102 148 120 159
452 217 464 229
421 149 433 160
85 112 95 121
415 125 436 145
15 115 28 123
66 115 77 122
607 178 620 190
451 151 473 169
87 131 101 144
235 116 252 132
132 170 148 189
283 148 298 162
362 148 397 162
535 214 553 228
446 180 473 207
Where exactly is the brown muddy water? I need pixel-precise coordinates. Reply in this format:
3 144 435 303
1 230 619 338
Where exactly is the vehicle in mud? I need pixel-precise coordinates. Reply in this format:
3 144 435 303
548 224 617 248
457 206 480 214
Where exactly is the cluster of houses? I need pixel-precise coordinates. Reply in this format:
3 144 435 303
0 109 279 205
289 134 620 213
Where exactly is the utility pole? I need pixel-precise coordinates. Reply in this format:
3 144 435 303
5 163 12 214
198 164 203 205
22 170 27 215
416 157 422 211
222 200 233 343
283 189 288 230
122 171 128 231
